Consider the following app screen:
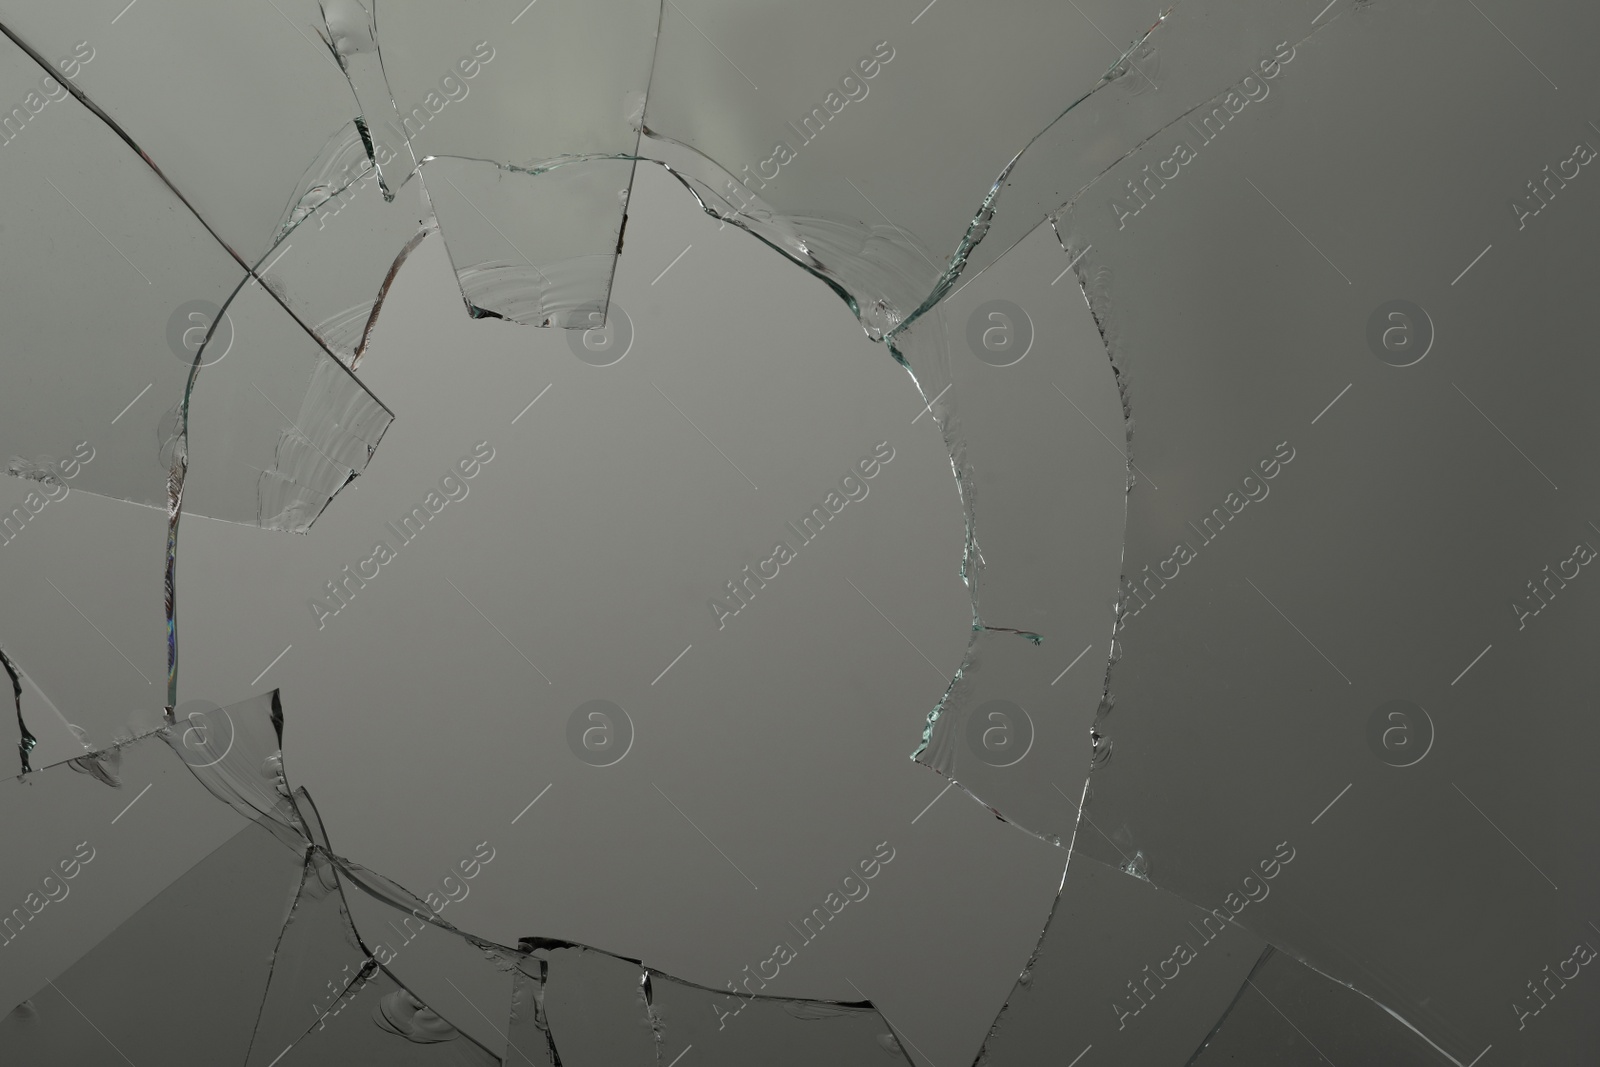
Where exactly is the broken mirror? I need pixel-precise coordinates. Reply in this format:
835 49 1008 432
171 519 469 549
3 1 1596 1064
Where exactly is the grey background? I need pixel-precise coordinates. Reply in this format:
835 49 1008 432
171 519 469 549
0 159 1127 1063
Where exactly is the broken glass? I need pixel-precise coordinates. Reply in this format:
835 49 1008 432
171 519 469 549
4 0 1598 1064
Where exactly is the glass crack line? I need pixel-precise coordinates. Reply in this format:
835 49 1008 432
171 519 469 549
1052 383 1159 488
250 383 345 475
1051 243 1093 285
845 978 937 1067
844 175 942 274
444 976 537 1064
435 173 553 285
1053 781 1129 862
911 382 952 424
1067 1 1158 91
46 978 137 1066
1244 977 1338 1066
264 1 342 76
245 241 292 288
1060 777 1092 870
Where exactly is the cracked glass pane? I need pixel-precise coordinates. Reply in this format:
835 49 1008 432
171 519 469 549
5 1 1598 1065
